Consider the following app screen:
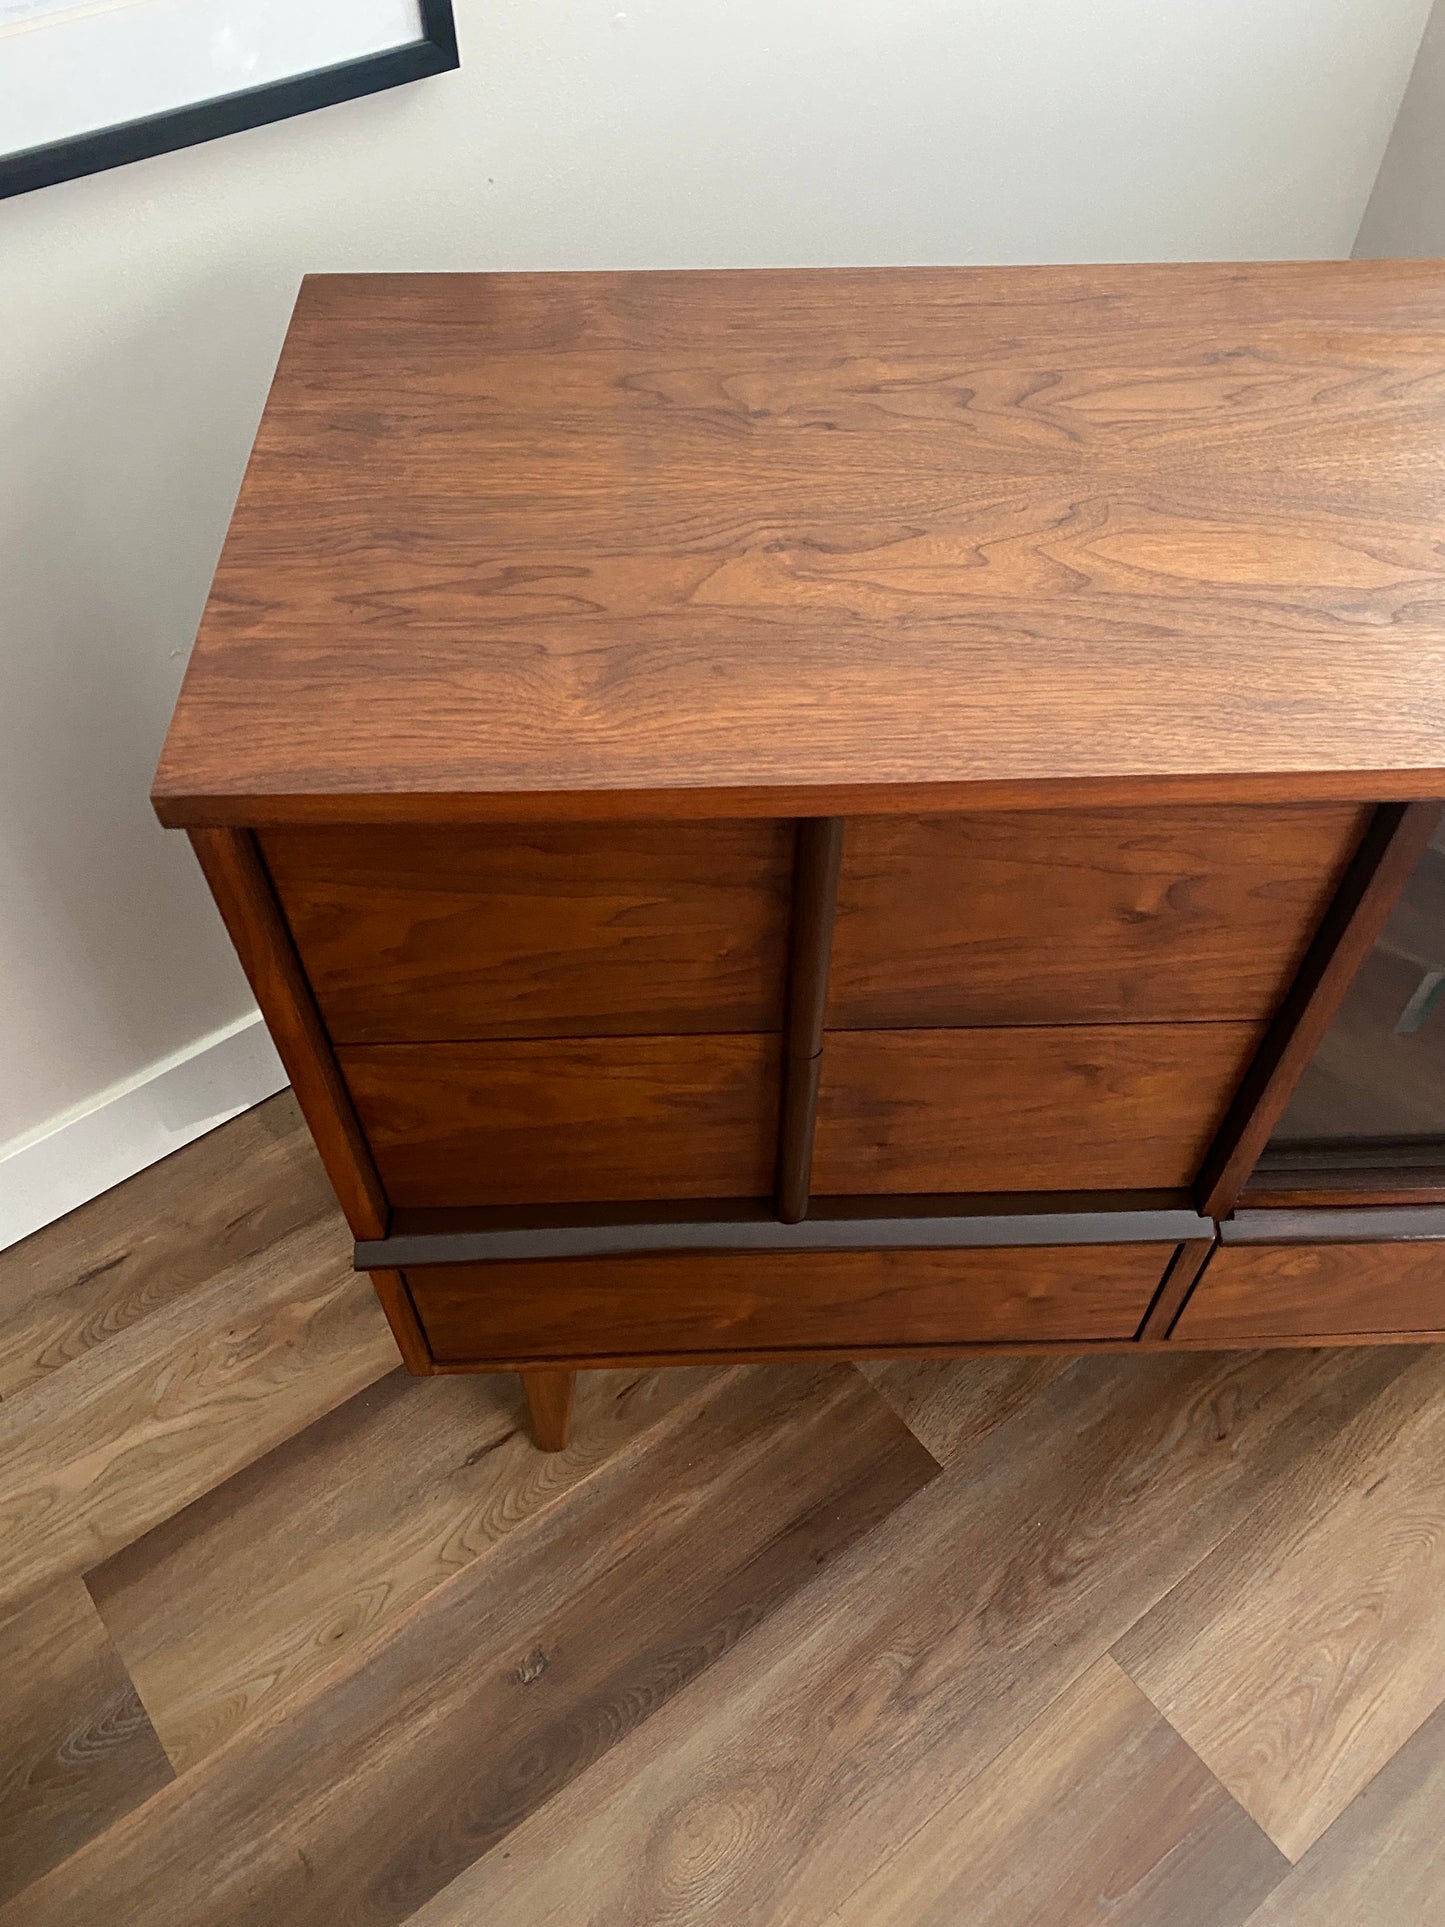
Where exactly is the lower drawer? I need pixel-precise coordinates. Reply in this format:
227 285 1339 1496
405 1242 1177 1364
1173 1239 1445 1340
340 1035 779 1207
813 1024 1263 1193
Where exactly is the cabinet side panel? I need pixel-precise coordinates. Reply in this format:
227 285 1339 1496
364 1267 433 1374
186 828 388 1240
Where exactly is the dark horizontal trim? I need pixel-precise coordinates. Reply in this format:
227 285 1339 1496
1241 1140 1445 1209
1 1 459 201
1239 1180 1445 1210
384 1188 1194 1238
1223 1205 1445 1245
356 1197 1212 1268
1253 1137 1445 1174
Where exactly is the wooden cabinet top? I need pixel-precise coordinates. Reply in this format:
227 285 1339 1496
153 262 1445 827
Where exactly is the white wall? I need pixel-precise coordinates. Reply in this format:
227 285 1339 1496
1357 0 1445 255
0 0 1434 1246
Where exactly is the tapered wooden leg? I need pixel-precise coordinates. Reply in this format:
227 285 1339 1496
521 1369 575 1451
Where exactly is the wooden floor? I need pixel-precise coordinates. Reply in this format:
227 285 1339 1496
4 1095 1445 1922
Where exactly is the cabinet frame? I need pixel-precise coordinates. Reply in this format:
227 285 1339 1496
188 801 1443 1381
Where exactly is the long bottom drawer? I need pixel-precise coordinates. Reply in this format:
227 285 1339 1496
405 1243 1177 1365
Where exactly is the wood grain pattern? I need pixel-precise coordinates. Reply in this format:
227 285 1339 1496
261 820 793 1041
0 1580 172 1904
1174 1239 1445 1341
0 1091 332 1398
0 1216 394 1613
1138 1238 1217 1340
406 1244 1173 1363
829 806 1367 1028
339 1035 780 1207
12 1367 938 1926
85 1366 721 1773
520 1369 574 1450
187 829 389 1238
1117 1345 1445 1860
152 263 1445 828
20 1093 1445 1924
14 1092 1445 1923
1242 1692 1445 1923
828 1657 1286 1927
814 1023 1264 1194
859 1353 1074 1465
396 1348 1410 1927
363 1267 432 1374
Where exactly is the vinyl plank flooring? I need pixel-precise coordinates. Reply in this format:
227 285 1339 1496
0 1578 172 1905
89 1362 723 1770
0 1216 395 1613
2 1363 938 1927
860 1354 1073 1464
401 1348 1411 1927
1116 1345 1445 1861
826 1657 1287 1927
1242 1692 1445 1925
0 1092 332 1398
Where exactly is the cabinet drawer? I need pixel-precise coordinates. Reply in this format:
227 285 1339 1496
1173 1239 1445 1340
828 806 1366 1028
340 1036 779 1207
406 1242 1176 1364
813 1024 1263 1194
262 821 793 1042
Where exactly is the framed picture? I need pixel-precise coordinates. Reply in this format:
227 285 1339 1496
0 0 460 201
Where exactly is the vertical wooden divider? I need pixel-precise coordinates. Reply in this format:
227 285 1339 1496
775 819 845 1223
1136 1239 1216 1340
1197 802 1442 1220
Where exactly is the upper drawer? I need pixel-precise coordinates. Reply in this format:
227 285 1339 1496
828 805 1367 1028
261 822 794 1043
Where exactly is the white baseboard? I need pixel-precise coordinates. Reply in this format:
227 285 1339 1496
0 1011 287 1253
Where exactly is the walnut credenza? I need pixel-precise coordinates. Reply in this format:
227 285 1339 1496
153 263 1445 1450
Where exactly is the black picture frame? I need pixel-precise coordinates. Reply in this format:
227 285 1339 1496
0 0 459 201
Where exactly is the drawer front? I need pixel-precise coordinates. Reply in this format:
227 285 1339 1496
262 821 794 1042
407 1242 1176 1363
828 805 1366 1028
1173 1239 1445 1340
813 1024 1263 1194
340 1037 779 1207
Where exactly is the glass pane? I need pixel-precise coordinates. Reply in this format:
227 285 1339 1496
1266 822 1445 1158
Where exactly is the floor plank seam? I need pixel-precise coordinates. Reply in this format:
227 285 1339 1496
72 1363 751 1792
